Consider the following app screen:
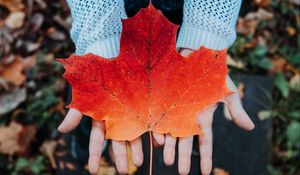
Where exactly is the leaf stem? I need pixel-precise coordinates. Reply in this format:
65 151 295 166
149 131 153 175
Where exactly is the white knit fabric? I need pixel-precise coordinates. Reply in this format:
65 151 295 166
177 0 242 50
67 0 242 58
66 0 127 58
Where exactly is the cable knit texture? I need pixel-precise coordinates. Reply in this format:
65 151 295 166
66 0 127 58
67 0 242 58
177 0 242 50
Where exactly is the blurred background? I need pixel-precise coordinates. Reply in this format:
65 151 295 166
0 0 299 175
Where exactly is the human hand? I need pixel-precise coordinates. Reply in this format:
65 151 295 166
58 109 165 175
158 48 255 175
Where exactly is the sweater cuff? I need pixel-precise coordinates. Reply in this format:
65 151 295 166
84 35 121 59
176 24 231 50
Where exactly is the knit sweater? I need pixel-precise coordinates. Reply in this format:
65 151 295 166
66 0 242 58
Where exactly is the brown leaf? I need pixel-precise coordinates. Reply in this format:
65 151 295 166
40 140 58 169
47 27 66 41
0 121 22 155
5 11 25 29
236 17 258 35
0 121 36 155
286 26 297 36
97 166 116 175
65 162 75 170
0 56 25 86
289 74 300 92
19 124 37 154
226 54 245 69
22 55 37 70
127 145 138 175
214 168 230 175
245 8 274 20
0 87 26 115
289 0 300 5
26 42 41 52
0 0 24 12
237 82 245 99
51 98 66 116
237 9 273 35
254 0 272 7
270 56 287 73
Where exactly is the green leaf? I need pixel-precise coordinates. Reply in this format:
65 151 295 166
274 73 290 98
15 157 29 171
31 156 45 174
253 46 268 57
288 111 300 119
267 165 283 175
286 121 300 146
258 58 272 69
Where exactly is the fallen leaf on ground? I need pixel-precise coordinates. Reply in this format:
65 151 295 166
237 8 273 35
22 55 37 70
258 110 272 120
0 121 36 155
214 168 230 175
237 82 245 99
0 121 22 155
270 56 287 73
5 11 25 29
0 56 25 86
65 162 75 170
40 140 58 169
127 145 138 175
0 0 24 12
289 0 300 5
289 74 300 92
0 87 26 115
254 0 272 7
59 5 231 141
226 55 245 69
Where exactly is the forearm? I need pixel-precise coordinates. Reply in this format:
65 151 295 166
177 0 242 50
67 0 127 58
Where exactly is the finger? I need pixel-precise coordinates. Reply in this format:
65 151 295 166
112 141 128 174
178 136 193 175
129 138 144 167
88 121 105 175
225 77 255 131
197 106 215 175
153 133 165 146
163 134 177 166
58 108 82 133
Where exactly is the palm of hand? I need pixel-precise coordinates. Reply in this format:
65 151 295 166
58 49 254 175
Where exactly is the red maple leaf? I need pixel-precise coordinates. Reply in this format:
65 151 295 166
58 5 231 141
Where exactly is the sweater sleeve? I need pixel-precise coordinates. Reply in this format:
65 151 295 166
176 0 242 50
66 0 127 58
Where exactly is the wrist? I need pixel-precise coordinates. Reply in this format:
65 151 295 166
176 23 230 50
83 35 121 59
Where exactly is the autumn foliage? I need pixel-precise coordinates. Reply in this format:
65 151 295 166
58 5 230 141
